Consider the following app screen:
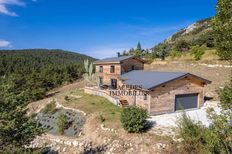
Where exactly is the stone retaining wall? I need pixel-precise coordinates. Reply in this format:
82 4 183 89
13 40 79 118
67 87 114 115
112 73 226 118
84 86 120 106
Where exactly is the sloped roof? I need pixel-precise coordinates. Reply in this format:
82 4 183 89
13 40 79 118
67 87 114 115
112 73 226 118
93 55 143 64
121 70 211 90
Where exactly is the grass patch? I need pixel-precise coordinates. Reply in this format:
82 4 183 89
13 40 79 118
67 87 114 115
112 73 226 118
63 90 122 129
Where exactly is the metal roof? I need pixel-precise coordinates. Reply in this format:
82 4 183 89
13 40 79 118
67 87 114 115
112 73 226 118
121 70 195 90
93 55 135 64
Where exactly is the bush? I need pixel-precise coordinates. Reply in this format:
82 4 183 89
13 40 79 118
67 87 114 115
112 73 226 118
190 45 205 61
56 112 69 134
218 78 232 110
177 113 216 153
170 50 182 59
153 42 171 60
177 112 232 154
64 96 69 101
120 106 148 133
175 40 190 52
144 54 154 64
43 100 57 114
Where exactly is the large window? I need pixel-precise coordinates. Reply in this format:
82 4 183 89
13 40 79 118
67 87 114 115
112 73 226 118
99 66 103 72
110 66 115 73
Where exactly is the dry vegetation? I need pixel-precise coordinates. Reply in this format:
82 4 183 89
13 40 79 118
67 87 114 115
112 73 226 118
146 60 231 100
166 49 219 61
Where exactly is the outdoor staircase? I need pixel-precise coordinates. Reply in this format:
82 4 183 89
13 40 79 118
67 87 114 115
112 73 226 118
119 99 129 107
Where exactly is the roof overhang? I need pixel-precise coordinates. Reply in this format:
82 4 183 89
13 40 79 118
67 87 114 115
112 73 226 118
147 73 211 91
93 56 145 65
93 61 120 65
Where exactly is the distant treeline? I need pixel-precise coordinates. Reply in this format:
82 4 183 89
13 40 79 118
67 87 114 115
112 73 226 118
0 49 95 103
120 18 216 62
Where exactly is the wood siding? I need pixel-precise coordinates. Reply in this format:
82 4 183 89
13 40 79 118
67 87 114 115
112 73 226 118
149 76 204 115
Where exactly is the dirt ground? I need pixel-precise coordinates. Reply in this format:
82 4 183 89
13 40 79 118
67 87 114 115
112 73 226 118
28 60 231 154
27 79 86 114
28 81 174 154
145 60 231 100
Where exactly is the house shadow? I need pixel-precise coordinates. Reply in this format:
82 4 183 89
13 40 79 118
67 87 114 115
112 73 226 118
144 120 156 132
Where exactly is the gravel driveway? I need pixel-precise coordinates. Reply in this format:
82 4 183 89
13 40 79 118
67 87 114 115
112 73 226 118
148 101 220 136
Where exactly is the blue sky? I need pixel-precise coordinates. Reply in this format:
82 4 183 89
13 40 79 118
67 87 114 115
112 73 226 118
0 0 217 58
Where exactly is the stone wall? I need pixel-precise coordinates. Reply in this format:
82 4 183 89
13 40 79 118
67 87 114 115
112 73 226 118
95 63 121 86
94 57 144 87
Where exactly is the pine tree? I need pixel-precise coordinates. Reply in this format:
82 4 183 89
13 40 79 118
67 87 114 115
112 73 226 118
134 42 142 57
0 93 43 151
213 0 232 60
136 42 142 51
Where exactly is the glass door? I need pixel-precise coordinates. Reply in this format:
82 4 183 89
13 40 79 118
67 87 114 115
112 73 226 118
111 79 117 89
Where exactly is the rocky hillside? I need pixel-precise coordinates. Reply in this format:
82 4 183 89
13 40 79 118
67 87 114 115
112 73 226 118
165 17 214 47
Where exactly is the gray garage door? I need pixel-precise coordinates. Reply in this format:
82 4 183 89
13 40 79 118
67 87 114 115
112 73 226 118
175 93 198 111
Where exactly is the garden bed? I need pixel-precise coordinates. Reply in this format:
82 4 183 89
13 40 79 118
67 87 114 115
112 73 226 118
37 108 86 137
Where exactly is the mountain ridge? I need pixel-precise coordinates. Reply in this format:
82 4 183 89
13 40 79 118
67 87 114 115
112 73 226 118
162 17 214 47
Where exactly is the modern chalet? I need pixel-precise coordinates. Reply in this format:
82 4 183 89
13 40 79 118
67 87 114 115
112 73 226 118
90 55 211 115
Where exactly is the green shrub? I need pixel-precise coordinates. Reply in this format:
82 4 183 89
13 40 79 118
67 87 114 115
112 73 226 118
177 112 232 154
56 112 69 134
170 50 182 59
178 113 214 153
144 54 154 64
218 78 232 110
190 45 205 60
43 100 57 114
64 96 69 101
153 42 171 60
120 106 148 133
175 40 190 52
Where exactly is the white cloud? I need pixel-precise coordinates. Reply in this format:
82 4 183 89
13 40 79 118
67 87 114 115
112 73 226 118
0 39 11 47
0 0 25 16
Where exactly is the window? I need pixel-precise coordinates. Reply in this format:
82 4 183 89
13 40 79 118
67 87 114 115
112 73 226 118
144 94 148 100
131 65 135 70
99 77 103 85
99 66 103 72
110 66 115 73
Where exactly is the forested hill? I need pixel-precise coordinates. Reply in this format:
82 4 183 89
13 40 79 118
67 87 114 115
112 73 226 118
0 49 95 103
165 18 213 47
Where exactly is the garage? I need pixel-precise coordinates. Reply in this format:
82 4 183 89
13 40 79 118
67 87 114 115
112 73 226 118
175 93 198 111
